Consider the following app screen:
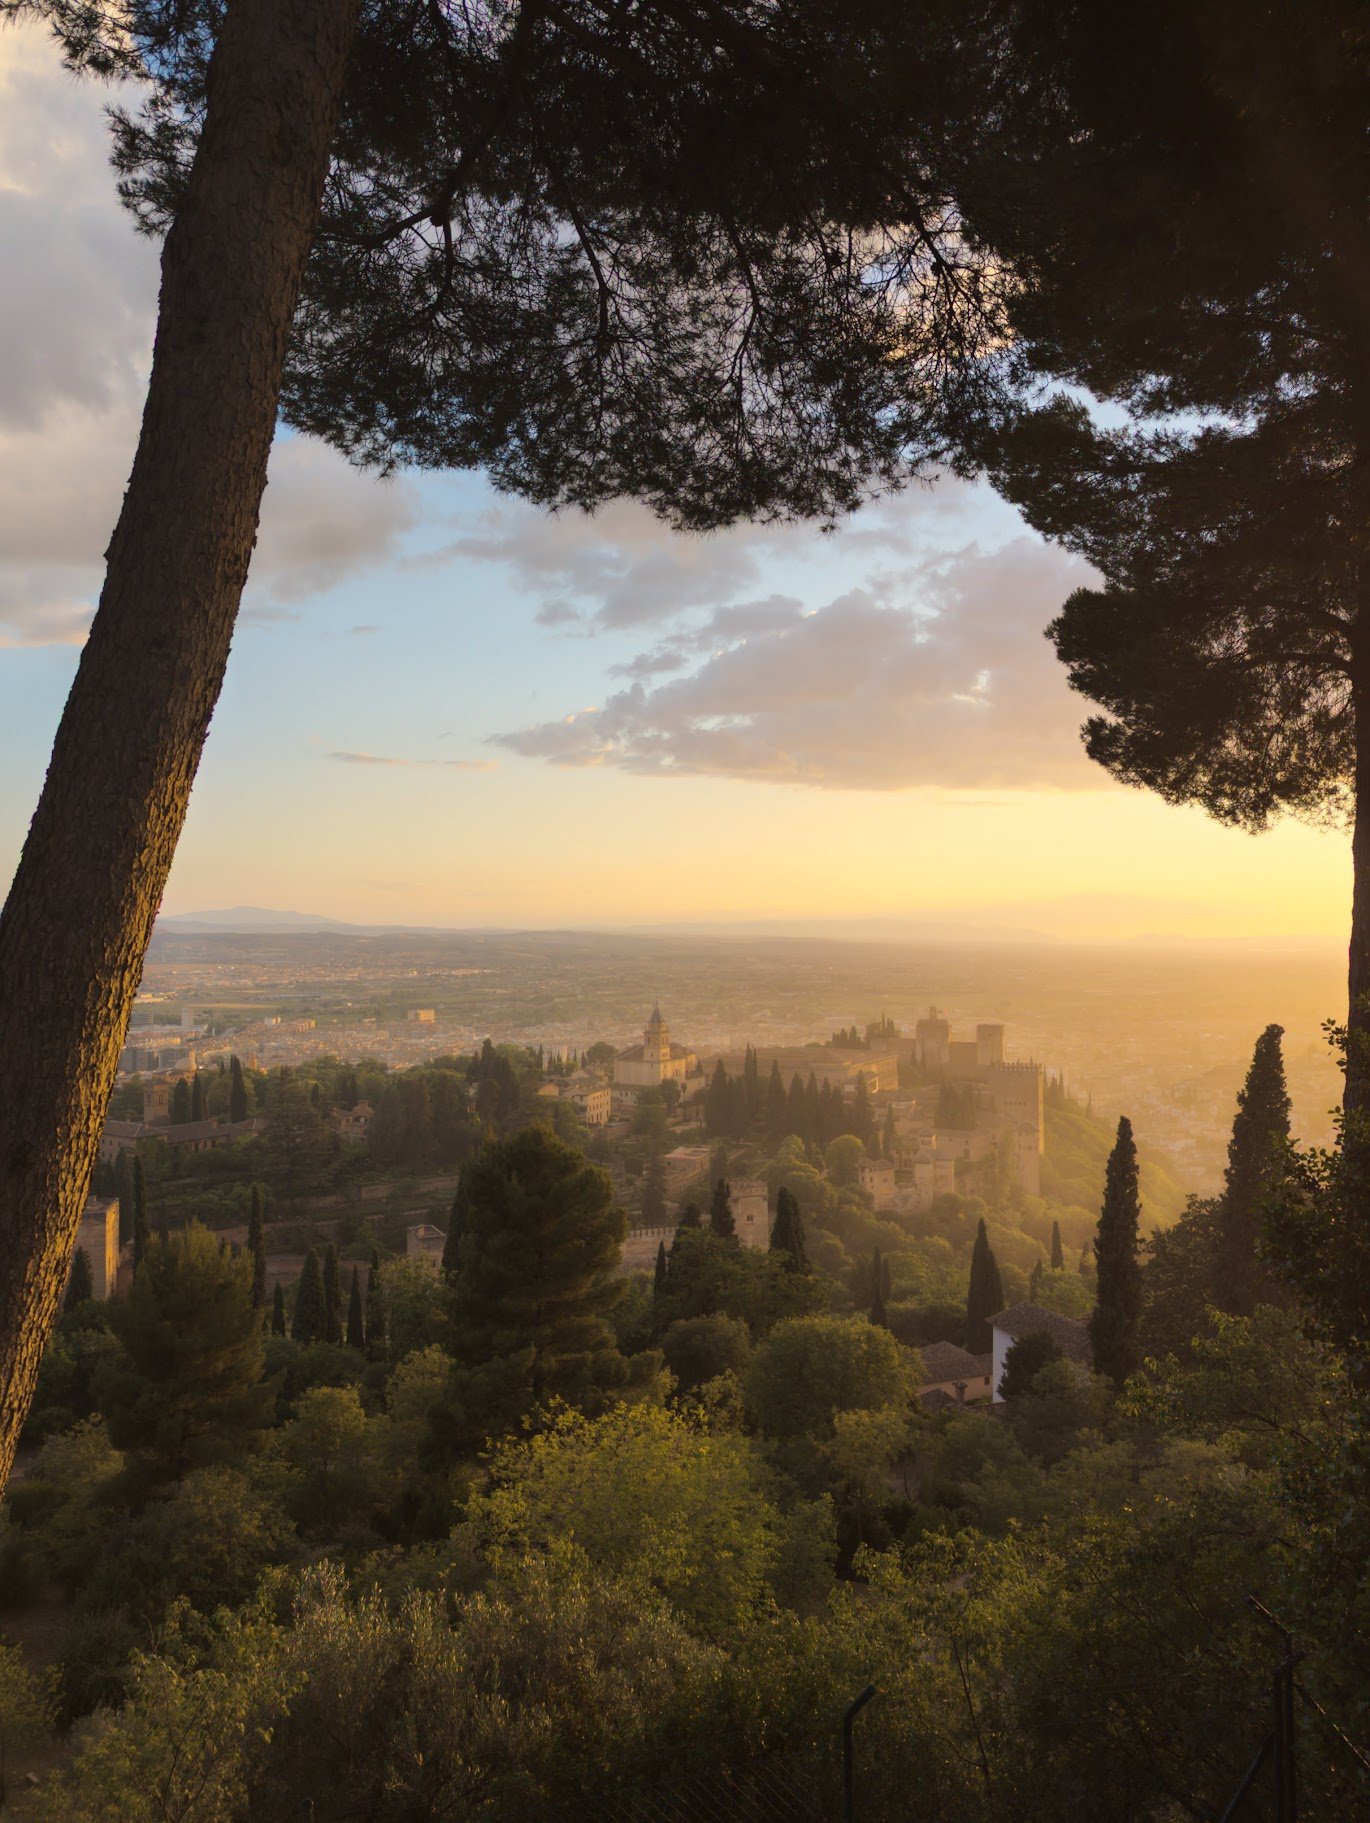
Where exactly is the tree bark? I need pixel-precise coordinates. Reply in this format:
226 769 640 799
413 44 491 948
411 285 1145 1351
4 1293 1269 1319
1349 636 1370 1115
0 0 359 1489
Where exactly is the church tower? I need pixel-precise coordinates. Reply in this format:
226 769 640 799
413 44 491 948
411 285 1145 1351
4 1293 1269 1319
643 1003 671 1068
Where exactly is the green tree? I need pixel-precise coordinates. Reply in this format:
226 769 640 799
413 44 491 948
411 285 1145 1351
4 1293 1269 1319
675 1202 703 1235
0 1644 53 1810
1091 1117 1143 1385
766 1061 788 1145
1217 1024 1291 1316
190 1073 207 1123
229 1054 249 1124
292 1249 326 1346
1051 1219 1064 1271
769 1187 808 1272
64 1248 94 1313
999 1330 1062 1400
131 1154 149 1269
966 1219 1006 1353
271 1282 287 1338
322 1243 343 1346
98 1224 273 1486
653 1242 669 1300
170 1078 191 1125
709 1178 736 1242
704 1062 732 1139
442 1189 462 1277
434 1127 631 1447
346 1266 365 1350
641 1150 669 1227
247 1185 267 1312
364 1251 387 1362
660 1315 751 1393
744 1314 909 1441
0 0 1003 1494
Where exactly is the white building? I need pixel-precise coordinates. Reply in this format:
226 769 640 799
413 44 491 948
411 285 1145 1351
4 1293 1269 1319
614 1005 699 1091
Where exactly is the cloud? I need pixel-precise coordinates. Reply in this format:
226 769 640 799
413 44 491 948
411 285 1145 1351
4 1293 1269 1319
0 23 417 649
328 751 497 772
492 540 1103 790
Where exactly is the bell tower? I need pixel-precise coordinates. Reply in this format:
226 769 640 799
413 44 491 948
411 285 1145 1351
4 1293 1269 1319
644 1003 670 1068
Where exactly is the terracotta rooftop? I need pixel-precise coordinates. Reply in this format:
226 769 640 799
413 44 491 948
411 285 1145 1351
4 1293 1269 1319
918 1342 991 1384
992 1302 1093 1366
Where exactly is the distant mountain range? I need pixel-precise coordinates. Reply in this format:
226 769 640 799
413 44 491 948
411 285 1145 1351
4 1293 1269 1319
157 906 369 934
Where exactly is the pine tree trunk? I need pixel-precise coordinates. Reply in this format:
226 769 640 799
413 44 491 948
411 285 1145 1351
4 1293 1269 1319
1349 649 1370 1114
0 0 359 1490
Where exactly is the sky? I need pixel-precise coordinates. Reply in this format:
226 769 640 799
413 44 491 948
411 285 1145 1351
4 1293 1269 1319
0 21 1351 942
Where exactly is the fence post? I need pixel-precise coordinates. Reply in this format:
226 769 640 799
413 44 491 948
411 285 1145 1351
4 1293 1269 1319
843 1684 878 1823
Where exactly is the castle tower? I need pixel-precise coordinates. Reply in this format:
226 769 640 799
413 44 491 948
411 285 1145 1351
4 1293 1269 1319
915 1005 951 1071
976 1023 1005 1067
643 1003 671 1068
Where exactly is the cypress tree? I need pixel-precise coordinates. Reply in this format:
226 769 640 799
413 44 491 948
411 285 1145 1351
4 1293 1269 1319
1216 1024 1290 1316
805 1072 821 1141
709 1177 736 1241
883 1103 897 1160
322 1243 343 1344
743 1045 761 1124
769 1186 808 1271
114 1148 135 1248
1050 1219 1064 1271
675 1201 703 1235
247 1186 267 1311
879 1250 892 1302
229 1055 249 1124
190 1073 207 1123
170 1078 191 1125
442 1186 463 1277
292 1248 326 1344
653 1240 669 1298
271 1281 287 1337
65 1247 94 1311
786 1074 807 1142
132 1155 149 1268
966 1219 1005 1354
1091 1116 1143 1386
705 1061 732 1137
1029 1259 1043 1302
346 1265 365 1349
870 1281 889 1329
641 1150 669 1226
709 1142 729 1190
365 1250 388 1361
766 1061 787 1143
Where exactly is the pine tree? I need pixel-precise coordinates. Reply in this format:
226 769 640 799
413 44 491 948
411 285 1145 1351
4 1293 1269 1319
883 1103 897 1161
132 1155 149 1269
766 1061 788 1144
365 1250 388 1361
433 1127 629 1447
170 1078 191 1125
271 1281 287 1337
1051 1219 1064 1271
247 1186 267 1311
346 1266 365 1349
101 1224 274 1487
966 1219 1006 1354
190 1073 207 1122
322 1243 343 1344
641 1150 669 1226
653 1240 669 1298
65 1247 94 1311
709 1178 736 1241
229 1055 249 1124
292 1249 326 1345
1091 1116 1143 1386
1216 1024 1291 1316
769 1187 808 1271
